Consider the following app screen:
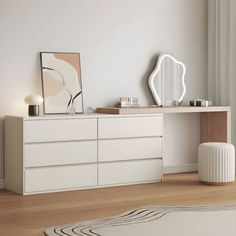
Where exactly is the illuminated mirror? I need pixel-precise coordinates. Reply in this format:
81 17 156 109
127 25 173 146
148 53 186 106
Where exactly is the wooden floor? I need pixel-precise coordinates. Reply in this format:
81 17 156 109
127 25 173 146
1 172 236 235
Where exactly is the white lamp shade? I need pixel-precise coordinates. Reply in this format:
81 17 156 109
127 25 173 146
24 95 43 105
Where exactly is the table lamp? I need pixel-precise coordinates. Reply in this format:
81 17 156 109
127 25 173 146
24 95 43 116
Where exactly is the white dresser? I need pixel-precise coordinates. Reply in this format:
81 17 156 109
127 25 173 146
5 114 163 195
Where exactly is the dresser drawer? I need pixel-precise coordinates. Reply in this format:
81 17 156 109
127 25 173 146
24 118 97 143
25 164 97 193
24 140 97 167
98 116 162 139
98 137 162 162
98 159 162 186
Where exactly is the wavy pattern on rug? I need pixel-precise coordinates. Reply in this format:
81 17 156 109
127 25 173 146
45 205 236 236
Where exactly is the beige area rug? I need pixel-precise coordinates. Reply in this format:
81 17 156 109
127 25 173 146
45 205 236 236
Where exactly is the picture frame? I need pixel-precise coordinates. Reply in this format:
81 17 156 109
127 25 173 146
40 52 84 114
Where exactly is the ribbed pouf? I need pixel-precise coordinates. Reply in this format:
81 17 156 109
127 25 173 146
198 142 235 185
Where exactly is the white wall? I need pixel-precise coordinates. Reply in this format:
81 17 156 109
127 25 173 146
0 0 208 179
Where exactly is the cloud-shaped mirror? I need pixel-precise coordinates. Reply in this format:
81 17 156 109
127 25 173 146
148 53 186 106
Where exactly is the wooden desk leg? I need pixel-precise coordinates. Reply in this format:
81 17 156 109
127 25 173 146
201 111 231 143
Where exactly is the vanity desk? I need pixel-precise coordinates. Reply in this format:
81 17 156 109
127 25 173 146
5 106 230 195
97 106 231 143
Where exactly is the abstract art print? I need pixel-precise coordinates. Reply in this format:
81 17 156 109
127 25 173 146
40 52 83 114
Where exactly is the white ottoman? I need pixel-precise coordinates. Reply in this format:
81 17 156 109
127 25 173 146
198 142 235 185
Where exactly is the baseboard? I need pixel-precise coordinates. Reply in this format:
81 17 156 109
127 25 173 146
164 163 198 174
0 179 5 189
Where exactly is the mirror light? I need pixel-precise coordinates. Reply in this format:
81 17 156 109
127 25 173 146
148 53 186 106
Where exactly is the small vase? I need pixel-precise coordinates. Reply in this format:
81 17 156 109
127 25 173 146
67 102 76 115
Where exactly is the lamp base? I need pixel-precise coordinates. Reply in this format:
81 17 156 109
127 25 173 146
28 105 39 116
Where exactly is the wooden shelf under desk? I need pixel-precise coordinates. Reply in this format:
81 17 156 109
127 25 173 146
96 106 231 143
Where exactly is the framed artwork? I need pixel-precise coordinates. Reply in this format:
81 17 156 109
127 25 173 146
40 52 83 114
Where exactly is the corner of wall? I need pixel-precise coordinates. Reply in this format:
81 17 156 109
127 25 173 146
0 179 5 189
